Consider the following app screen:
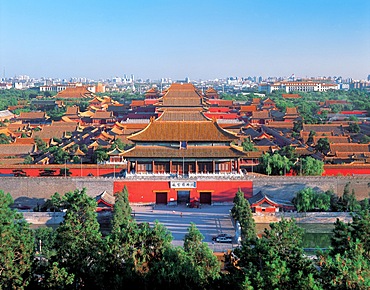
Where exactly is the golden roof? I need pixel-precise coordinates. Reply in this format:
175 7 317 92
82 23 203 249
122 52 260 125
121 145 246 158
128 120 238 142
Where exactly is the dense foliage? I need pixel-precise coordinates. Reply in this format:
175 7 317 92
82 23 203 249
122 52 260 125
293 184 361 213
2 186 370 289
268 89 370 123
236 219 320 290
231 189 256 240
0 190 34 289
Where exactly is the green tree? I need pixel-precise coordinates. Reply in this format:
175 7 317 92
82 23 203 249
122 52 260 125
315 138 330 154
293 188 331 212
307 130 316 145
241 138 257 152
49 146 69 164
320 207 370 289
330 219 351 256
100 219 141 289
183 223 220 289
300 156 324 176
293 120 303 133
348 122 361 133
59 167 71 176
293 188 314 212
231 189 256 240
235 219 320 289
111 186 132 232
34 136 48 152
41 262 75 289
279 145 298 162
327 190 340 212
350 208 370 259
111 138 129 151
259 152 291 175
0 133 12 144
0 190 34 289
93 148 109 163
29 227 75 289
318 240 370 290
338 182 351 211
53 189 102 289
360 135 370 144
34 227 57 258
23 155 33 164
348 189 360 212
313 192 331 211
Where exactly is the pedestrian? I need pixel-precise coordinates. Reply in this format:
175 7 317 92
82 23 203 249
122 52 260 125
180 212 183 218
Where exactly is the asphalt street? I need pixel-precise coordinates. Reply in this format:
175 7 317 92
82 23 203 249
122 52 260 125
132 204 238 252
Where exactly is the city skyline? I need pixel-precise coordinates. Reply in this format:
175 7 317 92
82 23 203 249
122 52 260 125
1 0 369 80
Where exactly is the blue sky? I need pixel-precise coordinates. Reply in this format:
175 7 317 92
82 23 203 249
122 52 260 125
0 0 369 80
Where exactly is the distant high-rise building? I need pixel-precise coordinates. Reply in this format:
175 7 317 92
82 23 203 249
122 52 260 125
367 74 370 81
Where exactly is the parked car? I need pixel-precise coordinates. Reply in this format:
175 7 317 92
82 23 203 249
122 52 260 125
216 236 233 243
212 233 233 242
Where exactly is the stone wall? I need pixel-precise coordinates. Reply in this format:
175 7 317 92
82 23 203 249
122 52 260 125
251 175 370 200
0 175 369 208
0 177 113 207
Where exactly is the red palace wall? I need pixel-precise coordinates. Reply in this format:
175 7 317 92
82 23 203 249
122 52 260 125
323 165 370 176
113 180 253 204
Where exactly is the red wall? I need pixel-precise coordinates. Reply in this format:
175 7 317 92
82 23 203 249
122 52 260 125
113 180 253 203
204 113 239 119
323 166 370 176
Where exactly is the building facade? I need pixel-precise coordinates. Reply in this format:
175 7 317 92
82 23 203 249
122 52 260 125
110 83 253 204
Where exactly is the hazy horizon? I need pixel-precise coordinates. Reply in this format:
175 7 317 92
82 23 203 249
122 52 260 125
1 0 369 80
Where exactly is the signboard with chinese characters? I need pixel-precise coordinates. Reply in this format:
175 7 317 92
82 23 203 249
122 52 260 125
170 181 197 189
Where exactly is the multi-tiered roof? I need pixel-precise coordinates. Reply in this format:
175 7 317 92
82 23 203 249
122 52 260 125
118 83 244 161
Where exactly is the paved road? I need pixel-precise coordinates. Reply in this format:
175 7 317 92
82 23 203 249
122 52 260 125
132 204 238 252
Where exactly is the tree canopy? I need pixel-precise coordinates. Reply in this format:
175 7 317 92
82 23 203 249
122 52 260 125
231 189 256 241
0 190 34 289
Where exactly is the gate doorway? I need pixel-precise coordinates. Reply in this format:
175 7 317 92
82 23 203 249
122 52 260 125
200 192 212 204
156 192 167 204
177 190 190 204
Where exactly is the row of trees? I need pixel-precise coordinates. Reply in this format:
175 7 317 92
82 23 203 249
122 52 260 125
2 187 370 289
0 188 220 289
268 89 370 124
258 152 324 176
241 143 325 176
293 183 362 213
229 189 370 289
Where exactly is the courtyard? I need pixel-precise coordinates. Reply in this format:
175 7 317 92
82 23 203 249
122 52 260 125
131 204 238 252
